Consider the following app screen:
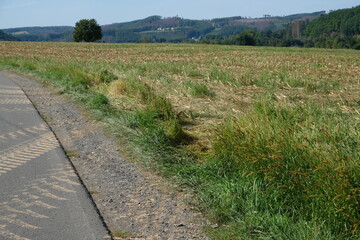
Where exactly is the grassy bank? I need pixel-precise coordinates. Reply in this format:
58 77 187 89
0 42 359 239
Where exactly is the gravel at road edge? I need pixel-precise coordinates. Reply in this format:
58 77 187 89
4 71 209 240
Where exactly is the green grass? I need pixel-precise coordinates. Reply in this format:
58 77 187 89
112 230 136 238
120 98 360 239
195 101 359 239
184 80 216 98
0 42 359 239
64 149 80 158
209 69 237 85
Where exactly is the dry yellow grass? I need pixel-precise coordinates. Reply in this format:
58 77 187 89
1 41 359 145
108 80 128 97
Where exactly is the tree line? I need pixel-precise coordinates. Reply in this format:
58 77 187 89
4 6 358 50
199 5 360 50
73 10 360 49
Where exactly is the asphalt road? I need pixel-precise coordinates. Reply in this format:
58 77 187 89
0 74 111 240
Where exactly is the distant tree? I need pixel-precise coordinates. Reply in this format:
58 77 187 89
238 30 257 45
73 19 102 42
227 30 257 46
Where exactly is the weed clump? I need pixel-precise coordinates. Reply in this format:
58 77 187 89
162 119 188 144
118 79 191 146
209 69 236 85
145 92 175 121
94 69 118 84
184 80 215 98
109 80 128 97
88 93 109 110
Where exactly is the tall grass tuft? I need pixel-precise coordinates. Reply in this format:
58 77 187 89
209 69 236 85
205 101 359 238
184 80 216 98
93 69 118 84
115 77 190 146
88 93 109 110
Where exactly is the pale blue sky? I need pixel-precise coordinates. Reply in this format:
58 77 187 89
0 0 359 29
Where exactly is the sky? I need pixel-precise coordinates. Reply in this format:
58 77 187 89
0 0 359 29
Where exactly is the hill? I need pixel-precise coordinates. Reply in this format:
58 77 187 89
0 30 18 41
102 12 324 43
2 12 323 43
305 6 360 37
197 5 360 49
2 26 74 42
302 5 360 48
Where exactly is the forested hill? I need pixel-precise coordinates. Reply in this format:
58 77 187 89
200 5 360 49
1 26 74 42
101 12 322 43
304 6 360 38
0 30 18 41
300 5 360 48
2 6 359 49
1 12 323 43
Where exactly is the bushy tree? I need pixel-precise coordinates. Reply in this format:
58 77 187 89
238 30 257 45
74 19 102 42
226 30 257 46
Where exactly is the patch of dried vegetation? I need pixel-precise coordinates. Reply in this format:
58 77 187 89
1 41 359 147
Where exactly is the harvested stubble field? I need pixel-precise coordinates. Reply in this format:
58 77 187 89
1 41 359 239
